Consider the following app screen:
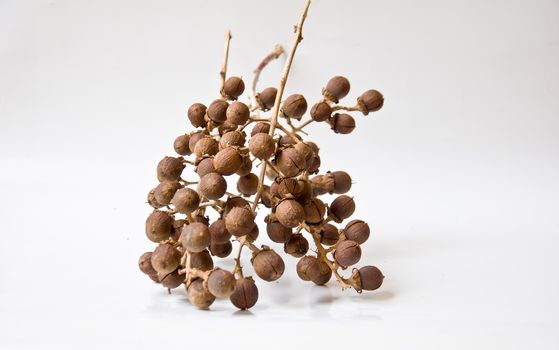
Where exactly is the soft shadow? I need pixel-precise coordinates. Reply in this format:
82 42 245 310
232 309 255 316
350 290 395 302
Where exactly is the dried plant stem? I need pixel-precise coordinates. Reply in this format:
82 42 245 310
294 118 314 132
219 30 232 98
332 104 361 112
251 45 285 101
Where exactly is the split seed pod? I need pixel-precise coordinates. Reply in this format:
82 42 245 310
225 206 256 237
159 270 185 289
181 222 211 253
330 113 356 134
350 265 384 291
324 76 351 102
154 181 181 206
319 223 340 246
207 268 236 298
310 101 332 122
223 76 245 100
138 252 157 276
329 195 356 222
198 172 227 200
311 261 332 285
252 249 285 282
187 103 207 128
207 99 229 123
284 234 309 258
151 243 181 275
275 148 306 178
281 94 307 120
229 277 259 310
303 198 326 224
266 221 293 243
332 171 352 194
145 210 174 242
257 87 277 110
187 278 215 309
296 255 321 281
357 89 384 114
343 220 370 244
334 240 362 268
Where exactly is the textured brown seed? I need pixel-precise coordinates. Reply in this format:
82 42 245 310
225 206 256 236
278 134 301 147
151 243 181 275
252 249 285 282
225 101 250 125
173 134 192 156
187 278 215 309
247 224 259 242
251 122 271 136
257 87 277 110
195 157 215 177
332 171 352 194
193 136 219 157
147 188 163 209
171 187 200 214
296 255 321 281
187 103 207 128
190 250 214 271
275 199 304 228
198 172 227 200
294 141 313 164
213 147 242 175
207 268 236 298
188 132 205 154
330 113 355 134
357 89 384 114
237 173 259 196
207 99 229 123
311 261 332 285
219 130 246 149
319 223 339 246
281 94 307 120
275 178 299 198
329 195 356 222
159 270 185 289
181 222 211 253
229 277 259 310
248 133 275 160
260 185 274 208
303 198 326 224
145 210 174 242
223 76 245 100
310 101 332 122
275 148 306 177
154 181 181 206
157 156 185 182
356 266 384 291
284 234 309 258
324 76 351 102
222 196 250 217
266 221 293 243
210 240 232 258
236 155 253 176
209 219 231 244
295 179 313 203
218 121 238 136
344 220 370 244
138 252 157 276
334 240 362 268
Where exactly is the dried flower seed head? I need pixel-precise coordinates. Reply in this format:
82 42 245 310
303 198 326 224
296 255 321 281
281 94 307 120
330 113 356 134
213 147 242 175
198 172 227 200
207 268 236 298
195 157 215 178
229 277 259 309
173 134 192 156
226 101 250 125
207 99 229 123
251 121 271 136
154 181 181 206
310 101 332 122
275 147 306 177
193 136 219 157
170 187 200 214
248 133 275 160
284 234 309 257
319 223 339 246
209 219 231 244
159 269 185 289
351 266 384 291
344 220 370 244
187 278 215 309
324 76 351 102
210 240 232 258
275 199 304 228
357 89 384 115
332 170 352 194
145 210 174 242
329 195 356 222
222 196 250 217
266 221 293 243
237 173 259 196
151 243 181 275
157 156 185 182
187 103 207 128
252 249 285 282
138 252 157 276
219 130 246 149
190 250 214 271
225 206 256 236
181 222 211 253
334 240 362 268
311 261 332 285
223 76 245 100
257 87 277 110
236 155 253 176
188 132 205 154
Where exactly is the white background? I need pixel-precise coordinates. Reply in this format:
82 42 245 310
1 0 558 349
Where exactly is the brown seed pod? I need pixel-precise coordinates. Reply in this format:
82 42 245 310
173 134 192 156
207 268 236 298
145 210 174 242
187 278 215 309
170 219 187 241
229 277 259 309
275 199 304 228
295 179 313 203
307 154 321 174
198 172 227 200
148 274 160 283
296 255 321 281
357 89 384 114
226 101 250 125
189 132 206 154
207 99 229 123
154 181 181 206
236 155 253 176
209 219 231 244
210 240 232 258
332 171 352 194
294 141 313 164
330 113 355 134
225 206 256 236
147 188 163 209
195 157 215 178
190 250 214 271
248 133 275 160
303 198 326 224
278 134 301 147
157 156 185 182
260 185 274 208
334 240 362 268
252 249 285 282
187 103 207 128
266 221 293 243
281 94 307 120
193 136 219 157
257 87 277 110
275 148 306 177
310 174 335 196
219 130 246 149
222 196 250 217
223 76 245 100
159 269 185 289
329 195 356 222
310 101 332 122
275 177 299 198
311 260 332 285
284 234 309 258
324 76 351 102
170 187 200 214
151 243 181 275
213 147 242 175
319 223 340 246
247 224 259 243
344 220 370 244
251 121 271 136
191 214 210 226
237 173 259 196
351 266 384 291
181 222 211 253
218 121 238 136
138 252 157 276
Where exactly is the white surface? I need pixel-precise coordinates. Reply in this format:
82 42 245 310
1 0 559 349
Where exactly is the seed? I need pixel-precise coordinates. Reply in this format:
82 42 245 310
319 223 339 246
275 199 304 228
310 174 335 196
281 94 307 120
219 130 246 149
247 224 259 242
147 188 163 209
213 147 242 175
190 250 214 271
207 268 236 298
266 221 293 243
198 172 227 200
257 87 277 110
145 210 174 242
248 133 275 160
236 155 253 176
251 122 271 136
225 206 256 236
157 156 185 182
151 243 181 275
187 278 215 309
209 219 231 244
310 101 332 122
332 171 352 194
294 141 313 164
226 101 250 125
173 134 191 156
284 234 309 258
223 76 245 100
207 99 229 123
295 179 313 203
222 196 250 217
237 173 259 196
260 185 274 208
170 219 186 241
352 266 384 291
138 252 157 276
344 220 370 244
171 187 200 214
275 177 299 198
330 113 355 134
303 198 326 224
154 181 181 206
187 103 207 128
324 76 350 102
210 240 233 258
278 134 301 147
252 249 285 282
296 255 321 281
275 148 306 177
334 240 362 268
311 261 332 285
218 121 238 136
329 195 355 222
195 157 215 177
159 269 185 289
181 222 211 253
188 132 205 154
357 89 384 114
229 277 259 310
193 136 219 157
148 274 160 283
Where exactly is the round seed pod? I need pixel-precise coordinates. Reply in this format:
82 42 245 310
275 148 306 178
190 250 214 271
310 101 332 122
334 240 362 268
222 196 250 217
219 130 246 149
247 224 259 242
151 243 181 275
173 134 192 156
344 220 370 244
307 154 321 174
303 198 326 224
230 277 259 309
218 121 238 136
209 219 231 244
260 185 274 208
147 188 163 209
223 76 245 100
352 266 384 291
170 187 200 214
138 252 157 276
236 155 253 176
237 173 259 196
332 171 352 194
257 87 277 110
191 214 210 226
311 261 332 285
266 221 292 243
187 278 215 309
306 141 319 154
275 199 304 228
213 147 242 175
324 76 350 102
310 174 335 196
226 101 250 125
281 94 307 120
210 240 232 258
251 122 271 136
198 172 227 200
252 249 285 282
248 133 275 160
159 270 185 289
329 195 356 222
225 206 256 236
278 134 301 147
187 103 207 128
295 179 313 203
294 141 314 164
193 136 219 157
154 181 181 206
157 156 185 182
275 178 299 198
330 113 355 134
207 99 229 123
296 255 321 281
145 210 174 242
319 223 339 246
195 157 215 177
189 132 205 154
207 268 236 298
170 219 186 241
284 234 309 258
181 222 211 253
357 89 384 114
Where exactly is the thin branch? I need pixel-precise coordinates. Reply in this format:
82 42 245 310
251 45 285 102
219 30 232 98
331 104 361 112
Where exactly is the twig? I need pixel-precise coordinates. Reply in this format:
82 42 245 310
251 45 285 102
219 30 232 98
331 104 361 112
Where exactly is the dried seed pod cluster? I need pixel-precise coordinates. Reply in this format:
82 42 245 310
138 0 386 310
